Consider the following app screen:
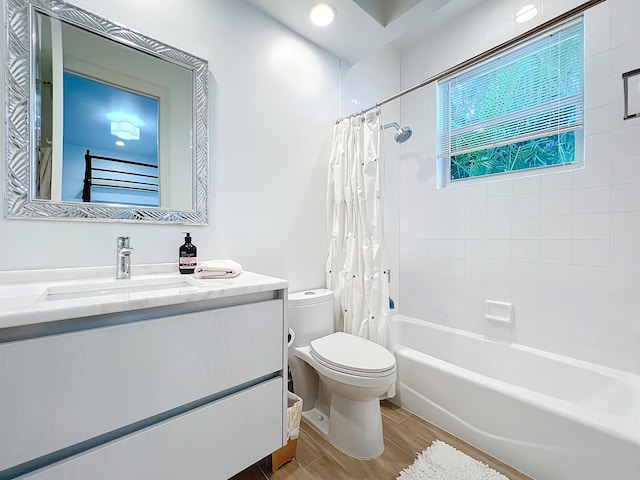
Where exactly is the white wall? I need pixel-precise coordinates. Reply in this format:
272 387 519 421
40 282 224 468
0 0 341 292
397 0 640 373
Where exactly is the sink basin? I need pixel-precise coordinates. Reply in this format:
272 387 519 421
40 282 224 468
44 276 199 302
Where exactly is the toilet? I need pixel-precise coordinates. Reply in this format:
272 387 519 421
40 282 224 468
288 289 396 459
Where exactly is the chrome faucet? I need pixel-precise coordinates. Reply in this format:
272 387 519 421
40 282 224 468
116 236 134 279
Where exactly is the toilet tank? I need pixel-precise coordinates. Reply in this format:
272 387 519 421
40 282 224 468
288 289 334 347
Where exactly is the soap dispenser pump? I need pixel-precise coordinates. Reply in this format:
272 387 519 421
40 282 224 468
179 232 197 274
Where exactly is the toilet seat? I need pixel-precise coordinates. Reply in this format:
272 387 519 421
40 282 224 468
310 332 396 378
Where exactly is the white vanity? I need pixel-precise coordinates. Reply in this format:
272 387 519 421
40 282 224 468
0 265 288 480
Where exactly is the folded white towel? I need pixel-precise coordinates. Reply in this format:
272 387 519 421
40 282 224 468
194 260 243 279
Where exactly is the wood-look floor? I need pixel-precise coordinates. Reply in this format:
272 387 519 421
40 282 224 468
231 400 532 480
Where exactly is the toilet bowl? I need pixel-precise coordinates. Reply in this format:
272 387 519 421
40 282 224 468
288 289 396 459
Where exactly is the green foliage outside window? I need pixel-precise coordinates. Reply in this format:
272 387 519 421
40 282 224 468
450 131 576 180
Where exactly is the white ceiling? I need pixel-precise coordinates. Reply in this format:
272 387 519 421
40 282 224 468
242 0 485 65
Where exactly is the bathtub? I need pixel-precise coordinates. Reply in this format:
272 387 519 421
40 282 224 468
390 315 640 480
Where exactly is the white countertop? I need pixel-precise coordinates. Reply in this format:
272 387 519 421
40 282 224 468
0 264 288 330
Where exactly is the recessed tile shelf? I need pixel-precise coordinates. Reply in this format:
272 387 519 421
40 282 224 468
484 300 514 324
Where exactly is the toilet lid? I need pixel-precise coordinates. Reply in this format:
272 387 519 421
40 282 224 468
310 332 395 376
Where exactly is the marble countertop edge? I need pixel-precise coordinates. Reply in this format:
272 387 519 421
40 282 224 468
0 265 288 330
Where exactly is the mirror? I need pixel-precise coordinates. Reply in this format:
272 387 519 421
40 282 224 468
4 0 209 224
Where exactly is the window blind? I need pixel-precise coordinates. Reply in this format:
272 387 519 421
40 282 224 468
437 19 584 173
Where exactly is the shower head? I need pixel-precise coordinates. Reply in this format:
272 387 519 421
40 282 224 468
383 122 413 144
395 126 413 143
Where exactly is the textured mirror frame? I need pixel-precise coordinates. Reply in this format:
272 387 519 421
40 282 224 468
4 0 209 224
623 68 640 121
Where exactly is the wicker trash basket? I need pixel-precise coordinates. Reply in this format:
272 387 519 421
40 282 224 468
266 391 303 472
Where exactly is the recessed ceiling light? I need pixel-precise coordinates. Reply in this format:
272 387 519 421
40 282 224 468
310 3 336 27
516 4 538 23
115 140 125 147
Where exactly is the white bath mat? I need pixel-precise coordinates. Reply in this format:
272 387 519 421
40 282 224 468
397 440 509 480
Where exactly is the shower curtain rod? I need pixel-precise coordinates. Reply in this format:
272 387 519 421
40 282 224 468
336 0 606 123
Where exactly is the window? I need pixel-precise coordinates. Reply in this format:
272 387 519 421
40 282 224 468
437 19 584 185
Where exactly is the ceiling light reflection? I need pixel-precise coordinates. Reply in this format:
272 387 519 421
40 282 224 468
110 120 140 141
516 4 538 23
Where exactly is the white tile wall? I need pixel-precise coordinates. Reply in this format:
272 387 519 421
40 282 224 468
397 0 640 374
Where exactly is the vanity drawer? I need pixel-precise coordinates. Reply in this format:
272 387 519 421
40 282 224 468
0 299 283 472
19 377 284 480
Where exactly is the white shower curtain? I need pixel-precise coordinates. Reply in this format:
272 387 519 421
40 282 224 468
326 109 391 349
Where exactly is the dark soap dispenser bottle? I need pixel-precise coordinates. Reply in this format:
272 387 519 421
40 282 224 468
179 232 197 274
